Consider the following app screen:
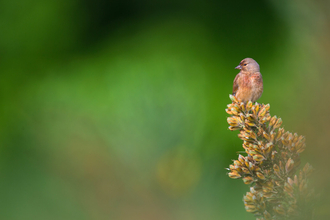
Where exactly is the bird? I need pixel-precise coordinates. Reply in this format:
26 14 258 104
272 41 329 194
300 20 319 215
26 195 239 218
232 58 263 103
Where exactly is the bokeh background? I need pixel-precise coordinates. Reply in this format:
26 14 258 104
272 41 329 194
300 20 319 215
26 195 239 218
1 0 330 219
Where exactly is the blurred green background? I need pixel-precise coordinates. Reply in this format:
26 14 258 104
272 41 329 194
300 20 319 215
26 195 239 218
1 0 330 219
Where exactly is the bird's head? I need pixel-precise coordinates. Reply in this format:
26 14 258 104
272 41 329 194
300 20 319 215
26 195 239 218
235 58 260 72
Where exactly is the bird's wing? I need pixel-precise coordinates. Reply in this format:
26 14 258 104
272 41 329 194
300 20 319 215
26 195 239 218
232 73 240 95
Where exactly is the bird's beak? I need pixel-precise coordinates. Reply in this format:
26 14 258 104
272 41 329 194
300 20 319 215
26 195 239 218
235 65 241 70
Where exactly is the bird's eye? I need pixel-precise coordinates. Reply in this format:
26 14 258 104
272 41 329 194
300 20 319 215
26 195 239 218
243 64 247 66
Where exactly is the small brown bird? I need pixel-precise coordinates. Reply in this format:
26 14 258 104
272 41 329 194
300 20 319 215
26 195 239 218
233 58 263 103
